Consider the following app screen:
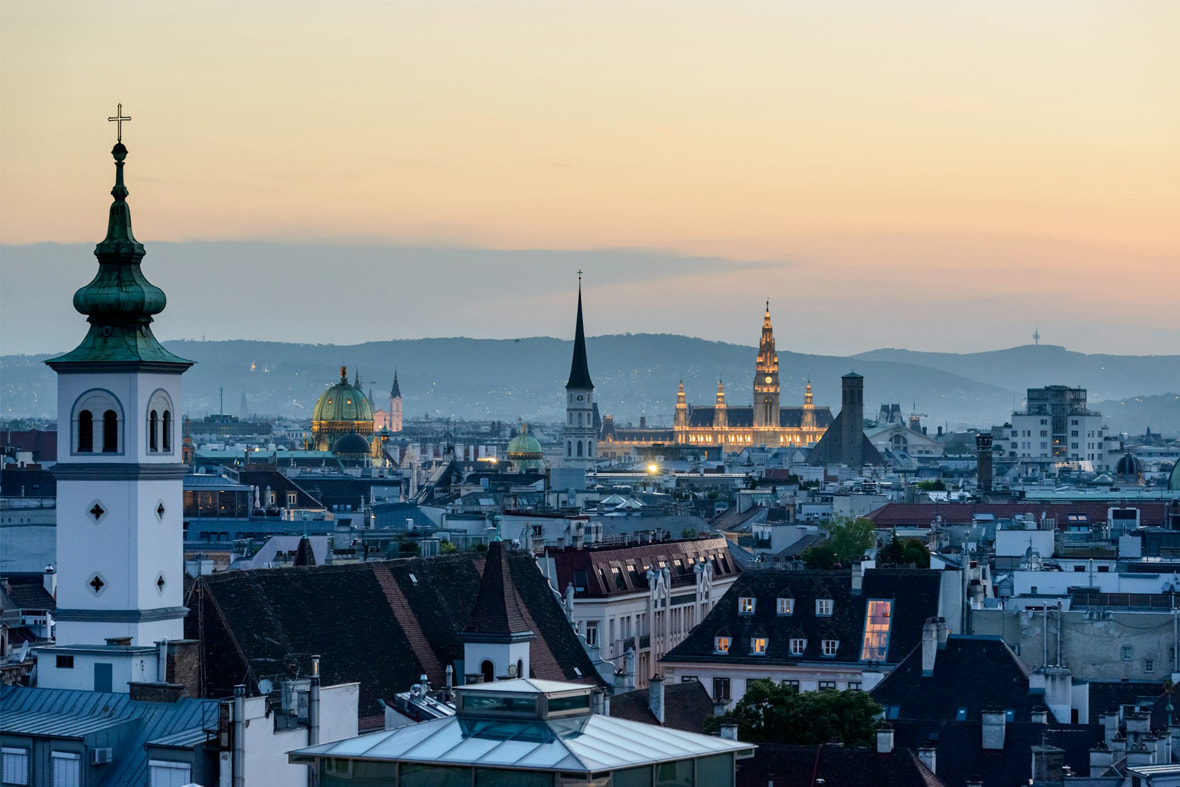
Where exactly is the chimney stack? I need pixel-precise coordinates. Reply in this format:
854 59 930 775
876 724 894 755
649 676 665 725
976 433 994 494
921 618 938 675
982 709 1007 751
917 746 936 774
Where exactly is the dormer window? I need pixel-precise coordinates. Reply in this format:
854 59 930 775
777 597 794 616
738 597 756 615
714 636 732 654
822 638 839 657
816 598 833 617
751 637 768 655
789 638 807 656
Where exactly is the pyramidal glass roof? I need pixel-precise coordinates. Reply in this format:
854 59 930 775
291 679 752 774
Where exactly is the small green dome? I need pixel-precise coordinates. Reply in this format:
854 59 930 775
313 366 374 424
507 423 545 470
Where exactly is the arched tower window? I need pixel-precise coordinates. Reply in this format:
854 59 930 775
481 660 495 683
77 410 94 453
517 659 524 679
73 389 122 455
577 441 583 457
567 440 572 457
147 389 175 455
102 410 119 453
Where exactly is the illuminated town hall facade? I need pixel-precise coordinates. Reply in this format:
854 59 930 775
600 306 833 457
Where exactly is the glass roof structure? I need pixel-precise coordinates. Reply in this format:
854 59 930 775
291 678 753 776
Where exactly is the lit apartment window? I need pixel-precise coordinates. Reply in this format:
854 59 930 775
751 637 768 655
789 638 807 656
860 599 893 661
816 598 833 616
777 597 794 616
738 597 756 615
714 636 732 654
822 639 839 657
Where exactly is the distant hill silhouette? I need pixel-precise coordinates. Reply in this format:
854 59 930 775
3 338 1177 434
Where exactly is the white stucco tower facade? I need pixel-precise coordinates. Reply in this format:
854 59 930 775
37 120 192 692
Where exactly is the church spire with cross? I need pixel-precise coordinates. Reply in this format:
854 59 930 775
40 106 192 691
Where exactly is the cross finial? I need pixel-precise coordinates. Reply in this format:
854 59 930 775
577 269 583 283
108 103 132 143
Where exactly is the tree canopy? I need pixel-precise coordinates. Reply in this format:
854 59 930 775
878 532 931 568
802 516 877 569
704 680 882 746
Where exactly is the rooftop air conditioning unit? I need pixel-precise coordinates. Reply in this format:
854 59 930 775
91 748 113 765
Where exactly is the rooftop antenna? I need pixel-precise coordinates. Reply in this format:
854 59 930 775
219 386 224 416
1033 323 1040 347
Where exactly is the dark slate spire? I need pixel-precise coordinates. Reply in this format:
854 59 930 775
461 540 534 643
565 281 594 391
391 370 401 398
47 120 191 369
293 535 317 567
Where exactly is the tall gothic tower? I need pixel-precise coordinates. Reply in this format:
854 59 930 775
562 279 595 471
752 302 781 431
389 370 403 432
40 115 192 692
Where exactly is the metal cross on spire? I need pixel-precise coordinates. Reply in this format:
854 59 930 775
108 103 131 143
577 269 583 283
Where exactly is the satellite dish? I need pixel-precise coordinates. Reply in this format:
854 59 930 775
258 679 274 696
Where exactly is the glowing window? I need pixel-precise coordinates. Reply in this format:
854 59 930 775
860 599 893 662
714 636 732 654
751 637 768 655
738 597 756 615
777 597 794 616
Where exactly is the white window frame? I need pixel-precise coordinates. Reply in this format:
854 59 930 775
816 598 833 616
822 638 839 657
2 747 29 787
777 598 794 616
149 760 193 787
51 752 80 787
738 597 756 615
714 636 732 654
789 638 806 656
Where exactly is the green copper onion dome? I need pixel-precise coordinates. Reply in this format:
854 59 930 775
47 136 191 369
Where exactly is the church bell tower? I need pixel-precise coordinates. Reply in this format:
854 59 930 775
752 302 781 433
39 108 192 692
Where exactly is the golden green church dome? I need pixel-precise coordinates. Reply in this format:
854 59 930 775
313 366 374 424
507 423 545 471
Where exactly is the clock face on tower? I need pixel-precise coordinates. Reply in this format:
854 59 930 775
764 376 773 384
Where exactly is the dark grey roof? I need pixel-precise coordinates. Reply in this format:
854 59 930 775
664 568 943 665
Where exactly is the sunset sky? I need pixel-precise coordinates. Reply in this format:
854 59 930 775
2 1 1177 356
